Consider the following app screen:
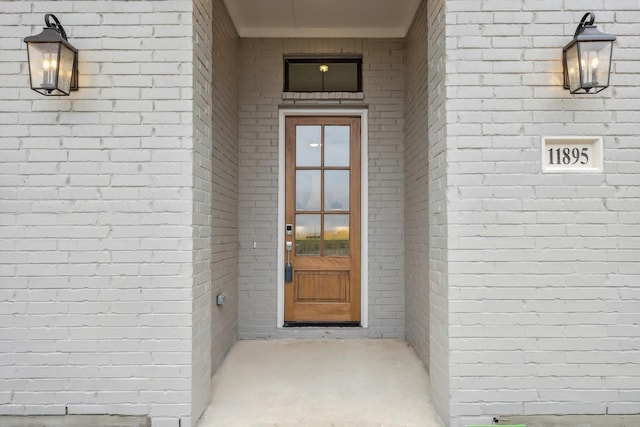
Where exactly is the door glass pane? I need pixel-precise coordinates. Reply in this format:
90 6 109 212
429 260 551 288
296 214 321 256
324 214 349 256
324 126 349 167
296 126 321 167
296 170 321 211
324 170 349 211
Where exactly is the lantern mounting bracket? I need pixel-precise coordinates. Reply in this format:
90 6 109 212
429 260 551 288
574 12 595 38
44 14 69 41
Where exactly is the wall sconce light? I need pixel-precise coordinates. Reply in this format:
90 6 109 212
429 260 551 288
563 12 616 94
318 64 329 91
24 14 78 96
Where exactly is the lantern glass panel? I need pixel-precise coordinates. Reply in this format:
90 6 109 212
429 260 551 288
565 43 580 93
578 41 613 91
27 42 60 92
57 44 75 94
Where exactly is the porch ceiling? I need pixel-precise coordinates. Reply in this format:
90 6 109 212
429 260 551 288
223 0 421 38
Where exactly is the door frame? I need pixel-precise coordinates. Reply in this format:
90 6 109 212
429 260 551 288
277 108 368 328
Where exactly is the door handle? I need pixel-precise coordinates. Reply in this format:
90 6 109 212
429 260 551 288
285 241 293 282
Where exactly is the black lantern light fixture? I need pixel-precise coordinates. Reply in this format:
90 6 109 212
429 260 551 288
24 14 78 96
563 12 616 94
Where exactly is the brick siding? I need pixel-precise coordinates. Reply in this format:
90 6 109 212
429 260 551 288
210 0 240 376
0 2 204 426
444 2 640 426
191 0 214 423
2 1 639 427
426 0 450 422
405 0 431 372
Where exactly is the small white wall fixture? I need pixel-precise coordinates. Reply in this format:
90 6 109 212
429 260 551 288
277 108 369 327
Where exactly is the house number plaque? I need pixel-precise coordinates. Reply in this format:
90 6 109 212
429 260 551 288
541 136 603 173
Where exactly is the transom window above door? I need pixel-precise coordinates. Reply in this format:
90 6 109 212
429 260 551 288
284 57 362 92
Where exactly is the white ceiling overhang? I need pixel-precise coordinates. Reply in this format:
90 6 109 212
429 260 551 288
223 0 421 38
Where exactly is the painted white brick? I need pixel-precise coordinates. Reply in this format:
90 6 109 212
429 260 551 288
445 1 640 425
208 0 240 377
0 0 210 425
4 1 639 427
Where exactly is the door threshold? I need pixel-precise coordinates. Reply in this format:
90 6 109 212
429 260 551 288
283 321 361 328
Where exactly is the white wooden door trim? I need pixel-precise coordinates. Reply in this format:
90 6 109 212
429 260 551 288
277 108 368 328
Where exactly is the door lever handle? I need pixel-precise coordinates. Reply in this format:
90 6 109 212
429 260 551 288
285 241 293 282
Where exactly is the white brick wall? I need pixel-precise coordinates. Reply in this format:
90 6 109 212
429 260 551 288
405 0 431 370
4 2 639 426
427 0 450 422
210 0 239 373
0 2 207 426
237 38 406 339
192 0 214 424
444 3 640 426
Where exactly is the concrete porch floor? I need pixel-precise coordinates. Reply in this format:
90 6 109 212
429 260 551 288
197 339 445 427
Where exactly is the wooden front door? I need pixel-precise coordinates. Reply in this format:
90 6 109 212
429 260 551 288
284 116 361 324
